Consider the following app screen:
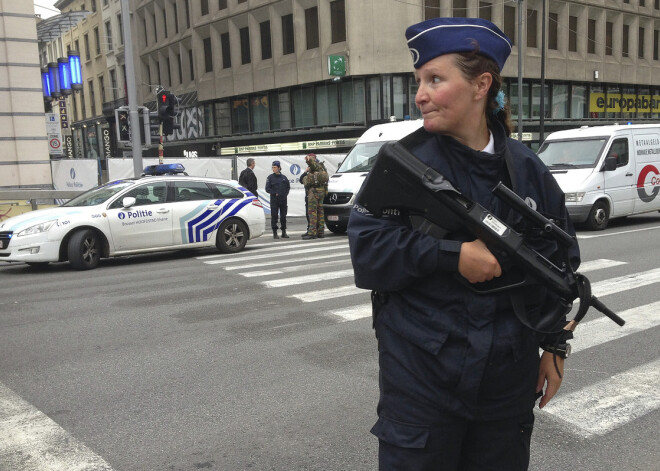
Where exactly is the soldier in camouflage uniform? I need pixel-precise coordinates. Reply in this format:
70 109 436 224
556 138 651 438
302 154 328 240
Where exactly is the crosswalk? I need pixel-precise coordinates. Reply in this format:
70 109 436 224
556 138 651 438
197 234 660 440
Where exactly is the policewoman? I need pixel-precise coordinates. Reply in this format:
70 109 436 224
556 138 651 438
347 18 580 470
265 160 290 239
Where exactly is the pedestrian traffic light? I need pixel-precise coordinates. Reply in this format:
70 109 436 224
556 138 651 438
157 90 180 136
142 108 161 146
114 108 130 143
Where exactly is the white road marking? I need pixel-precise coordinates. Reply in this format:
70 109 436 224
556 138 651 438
0 382 114 471
542 359 660 437
240 259 348 277
577 224 660 239
591 267 660 297
203 243 350 264
197 239 347 260
263 269 355 288
328 304 372 322
289 284 367 302
578 259 627 272
224 250 350 270
572 301 660 353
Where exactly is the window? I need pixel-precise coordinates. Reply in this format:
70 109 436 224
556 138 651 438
210 183 244 199
84 34 90 60
655 29 659 60
392 76 406 120
91 0 96 12
292 87 314 127
240 27 251 64
571 84 587 118
185 0 190 29
606 21 613 55
117 14 124 44
177 54 182 83
282 14 294 55
260 21 272 60
330 0 346 43
271 91 291 129
215 101 230 135
163 9 167 38
88 80 96 116
532 83 549 118
504 5 516 45
94 27 100 54
221 32 231 68
110 69 118 101
105 21 113 51
367 77 381 121
251 95 270 132
174 4 179 34
425 0 439 20
98 75 105 103
153 13 157 42
551 84 568 119
238 0 246 3
607 139 629 167
203 37 213 72
569 16 577 52
112 182 168 207
453 0 467 18
305 7 319 49
219 0 227 9
639 27 645 58
478 2 492 21
232 97 249 133
623 24 629 57
588 19 596 54
316 83 339 125
174 181 215 201
189 49 195 80
527 9 537 48
201 0 209 16
143 17 148 46
548 13 557 50
166 57 172 86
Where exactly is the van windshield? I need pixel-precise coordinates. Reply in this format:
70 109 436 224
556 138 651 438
537 138 607 169
337 142 390 173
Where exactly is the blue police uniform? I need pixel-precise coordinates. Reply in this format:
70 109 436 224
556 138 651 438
348 119 580 470
265 162 290 232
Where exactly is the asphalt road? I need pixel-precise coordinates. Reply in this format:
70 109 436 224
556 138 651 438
0 215 659 471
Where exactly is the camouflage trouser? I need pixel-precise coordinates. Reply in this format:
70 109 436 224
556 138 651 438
307 187 325 236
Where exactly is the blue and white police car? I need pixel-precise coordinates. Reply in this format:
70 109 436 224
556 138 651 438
0 164 265 270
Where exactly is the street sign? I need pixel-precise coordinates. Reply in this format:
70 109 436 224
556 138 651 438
48 133 63 155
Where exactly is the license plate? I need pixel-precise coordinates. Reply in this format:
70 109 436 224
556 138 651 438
327 215 339 221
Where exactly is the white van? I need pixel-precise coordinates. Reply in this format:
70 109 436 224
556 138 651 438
323 119 424 233
537 124 660 230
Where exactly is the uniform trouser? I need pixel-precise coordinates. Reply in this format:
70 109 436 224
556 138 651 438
372 320 537 471
306 188 325 236
270 198 287 231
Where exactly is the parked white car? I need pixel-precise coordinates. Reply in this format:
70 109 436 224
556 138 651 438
0 164 265 269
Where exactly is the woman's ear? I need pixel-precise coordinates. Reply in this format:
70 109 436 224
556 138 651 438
474 72 493 101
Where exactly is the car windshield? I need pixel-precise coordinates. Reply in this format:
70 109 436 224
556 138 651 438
62 180 135 207
337 142 390 173
537 138 607 169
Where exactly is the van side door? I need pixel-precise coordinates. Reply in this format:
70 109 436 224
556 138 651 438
602 136 635 217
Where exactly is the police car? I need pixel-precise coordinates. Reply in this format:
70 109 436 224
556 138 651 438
0 164 265 270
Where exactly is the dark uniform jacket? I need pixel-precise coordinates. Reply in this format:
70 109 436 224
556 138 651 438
265 173 290 203
238 167 258 197
348 119 580 421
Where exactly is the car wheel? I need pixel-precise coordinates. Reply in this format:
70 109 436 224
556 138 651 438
585 200 610 231
216 218 248 253
67 229 101 270
326 223 347 234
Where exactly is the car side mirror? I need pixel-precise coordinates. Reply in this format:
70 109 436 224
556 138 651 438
122 196 136 208
602 156 618 172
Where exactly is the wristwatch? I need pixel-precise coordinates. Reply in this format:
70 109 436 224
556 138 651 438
541 343 572 359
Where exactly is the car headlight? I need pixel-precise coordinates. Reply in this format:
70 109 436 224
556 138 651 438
564 192 585 203
17 220 57 237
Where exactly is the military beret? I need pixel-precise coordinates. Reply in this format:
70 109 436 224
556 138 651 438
405 17 512 71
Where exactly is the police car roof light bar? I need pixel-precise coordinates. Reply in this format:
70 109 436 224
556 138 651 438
143 163 186 176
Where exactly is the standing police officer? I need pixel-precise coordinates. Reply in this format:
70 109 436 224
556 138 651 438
348 17 580 471
265 160 290 239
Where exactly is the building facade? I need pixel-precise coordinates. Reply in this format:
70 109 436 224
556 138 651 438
43 0 660 164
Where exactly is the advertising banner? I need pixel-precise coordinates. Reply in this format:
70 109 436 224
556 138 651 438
51 159 99 193
238 154 345 216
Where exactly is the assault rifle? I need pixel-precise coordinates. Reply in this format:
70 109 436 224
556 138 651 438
356 141 625 332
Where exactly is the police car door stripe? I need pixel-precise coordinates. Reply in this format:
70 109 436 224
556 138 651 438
192 199 237 242
180 202 211 243
201 199 251 241
542 358 660 437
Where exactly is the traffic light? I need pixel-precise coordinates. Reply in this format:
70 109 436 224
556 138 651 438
142 108 160 146
114 108 130 143
157 90 180 136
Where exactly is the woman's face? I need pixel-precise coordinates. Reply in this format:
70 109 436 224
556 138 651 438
414 54 486 141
